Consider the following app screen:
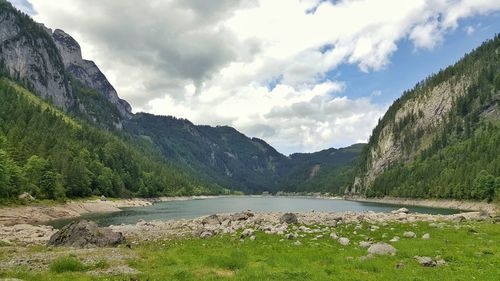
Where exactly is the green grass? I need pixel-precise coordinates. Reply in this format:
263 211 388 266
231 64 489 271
0 221 499 280
49 257 86 273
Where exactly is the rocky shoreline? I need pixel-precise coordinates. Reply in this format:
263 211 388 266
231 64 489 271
0 208 492 246
0 196 217 226
346 196 498 214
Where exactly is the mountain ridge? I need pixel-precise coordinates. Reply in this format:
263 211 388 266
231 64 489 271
0 0 361 196
353 34 500 201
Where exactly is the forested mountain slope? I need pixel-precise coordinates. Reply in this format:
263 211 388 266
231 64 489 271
0 78 220 201
125 113 287 194
354 35 500 202
0 0 363 197
126 113 364 194
280 144 365 194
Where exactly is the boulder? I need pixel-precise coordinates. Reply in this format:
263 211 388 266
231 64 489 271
48 220 124 248
338 237 350 246
231 211 254 221
414 256 435 267
391 208 409 214
403 231 416 238
240 228 254 238
367 242 397 256
422 233 430 240
389 236 400 242
359 241 372 248
452 215 466 222
18 192 35 201
199 231 213 239
280 213 298 224
202 214 221 225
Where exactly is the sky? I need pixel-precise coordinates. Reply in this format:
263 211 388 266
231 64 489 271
10 0 500 154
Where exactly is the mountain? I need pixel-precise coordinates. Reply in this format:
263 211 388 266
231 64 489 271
280 144 365 194
0 1 72 109
51 29 132 121
125 113 364 193
0 78 220 200
124 113 287 194
0 0 360 198
353 35 500 202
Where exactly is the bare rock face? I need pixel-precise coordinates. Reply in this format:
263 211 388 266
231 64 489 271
355 71 474 191
0 2 131 124
51 29 132 119
0 6 73 109
48 220 124 248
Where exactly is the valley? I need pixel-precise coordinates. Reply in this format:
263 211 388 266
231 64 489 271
0 0 499 280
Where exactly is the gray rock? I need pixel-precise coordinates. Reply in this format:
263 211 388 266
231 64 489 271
435 258 447 266
422 233 430 240
414 256 435 267
202 214 221 226
48 220 124 248
52 29 132 119
338 237 350 246
199 231 213 239
452 215 466 222
391 208 410 214
330 232 338 240
359 241 372 248
403 231 416 238
280 213 298 224
240 228 254 238
293 240 302 246
18 192 35 201
367 242 397 256
230 211 254 221
389 236 400 242
285 233 297 240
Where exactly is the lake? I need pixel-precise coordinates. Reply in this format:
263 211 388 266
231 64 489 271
47 196 461 228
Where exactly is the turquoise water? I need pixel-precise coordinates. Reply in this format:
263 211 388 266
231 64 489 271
47 196 461 228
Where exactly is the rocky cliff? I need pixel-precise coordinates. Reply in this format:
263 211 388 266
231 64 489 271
0 1 72 109
51 29 132 119
0 0 364 194
0 0 131 123
354 35 500 199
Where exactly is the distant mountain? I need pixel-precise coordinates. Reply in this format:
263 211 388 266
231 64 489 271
280 143 365 194
125 113 364 193
0 0 360 197
124 113 287 194
353 35 500 202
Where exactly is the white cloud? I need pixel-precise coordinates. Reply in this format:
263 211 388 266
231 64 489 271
465 25 476 35
22 0 500 153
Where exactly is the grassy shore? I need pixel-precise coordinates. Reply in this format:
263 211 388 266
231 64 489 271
1 219 499 281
